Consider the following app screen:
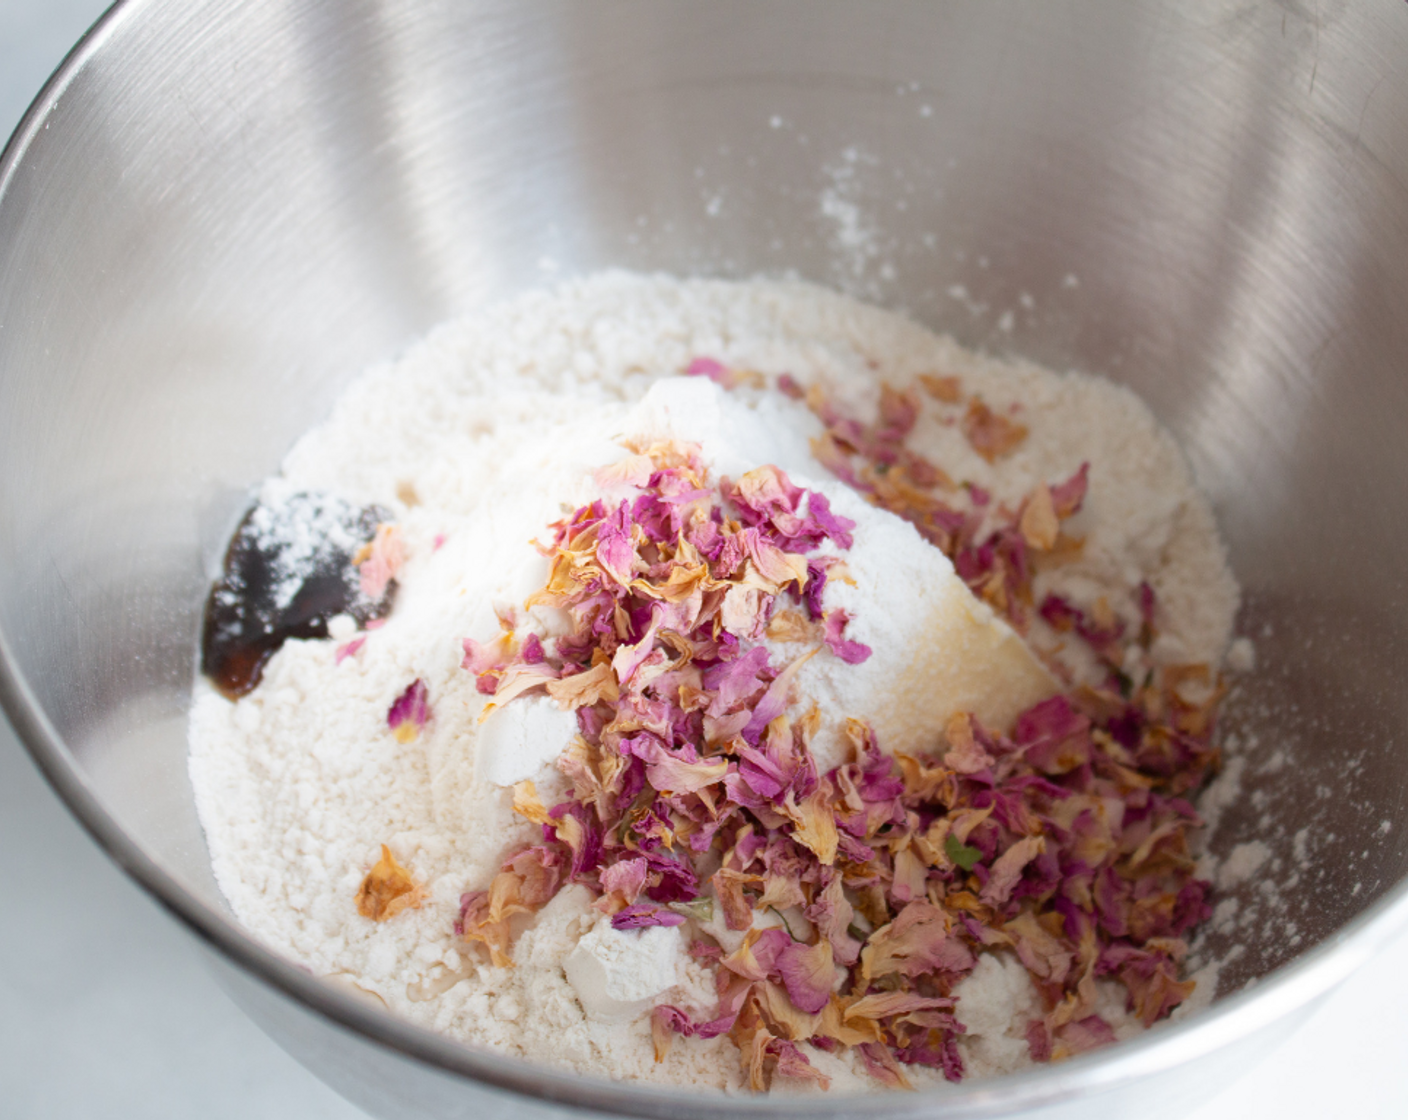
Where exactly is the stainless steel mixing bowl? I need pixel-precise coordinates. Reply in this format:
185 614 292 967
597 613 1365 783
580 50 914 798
4 1 1408 1117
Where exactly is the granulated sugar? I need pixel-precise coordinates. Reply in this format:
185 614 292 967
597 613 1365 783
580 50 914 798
188 273 1241 1091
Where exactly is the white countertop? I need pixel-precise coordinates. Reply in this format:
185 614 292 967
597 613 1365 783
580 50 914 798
2 2 1406 1117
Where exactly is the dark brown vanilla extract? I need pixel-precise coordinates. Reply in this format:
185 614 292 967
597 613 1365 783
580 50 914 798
201 492 393 698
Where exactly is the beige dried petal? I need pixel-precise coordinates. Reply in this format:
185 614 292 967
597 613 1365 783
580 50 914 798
721 584 768 638
782 783 839 865
891 847 928 902
546 660 619 709
820 997 880 1046
651 1007 676 1063
962 398 1028 462
594 453 655 490
757 981 823 1041
355 845 425 922
980 835 1047 906
942 712 994 774
1091 596 1118 631
948 804 995 845
511 780 553 825
918 373 963 403
765 608 818 644
712 868 757 932
1019 483 1060 550
479 664 556 716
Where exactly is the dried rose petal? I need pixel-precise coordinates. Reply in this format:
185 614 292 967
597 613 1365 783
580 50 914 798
462 634 513 677
861 902 974 981
1050 462 1090 518
387 679 430 743
546 661 619 709
767 1037 831 1089
776 939 837 1014
783 783 839 865
1055 1015 1116 1057
979 835 1046 907
511 780 553 825
1019 483 1060 551
595 453 656 492
600 857 648 905
335 636 366 664
821 609 872 664
611 904 687 931
684 357 764 390
877 384 921 444
712 868 758 932
625 736 728 794
962 398 1028 462
1026 1020 1052 1062
856 1042 912 1090
845 990 956 1022
943 712 994 775
685 356 728 381
721 928 791 982
355 844 424 922
805 491 855 549
918 373 963 403
358 523 405 600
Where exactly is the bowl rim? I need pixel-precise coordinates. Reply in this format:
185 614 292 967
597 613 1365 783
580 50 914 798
4 1 1408 1116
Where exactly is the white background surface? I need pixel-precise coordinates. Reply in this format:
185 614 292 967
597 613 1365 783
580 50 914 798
2 2 1407 1117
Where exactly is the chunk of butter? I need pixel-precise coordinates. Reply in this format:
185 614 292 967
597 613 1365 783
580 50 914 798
475 694 579 787
788 480 1057 771
563 919 684 1022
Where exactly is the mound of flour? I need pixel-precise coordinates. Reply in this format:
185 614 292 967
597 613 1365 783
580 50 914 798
188 272 1239 1091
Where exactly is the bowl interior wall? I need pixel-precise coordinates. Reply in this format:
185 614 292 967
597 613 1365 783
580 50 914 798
3 0 1408 1006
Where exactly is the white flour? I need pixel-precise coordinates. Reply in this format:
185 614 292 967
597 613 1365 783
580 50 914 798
188 273 1240 1091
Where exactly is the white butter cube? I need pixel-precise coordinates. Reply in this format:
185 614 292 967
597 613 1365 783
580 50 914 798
475 695 579 788
563 919 684 1022
791 482 1056 771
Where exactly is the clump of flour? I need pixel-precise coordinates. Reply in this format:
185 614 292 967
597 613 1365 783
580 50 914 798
188 272 1240 1090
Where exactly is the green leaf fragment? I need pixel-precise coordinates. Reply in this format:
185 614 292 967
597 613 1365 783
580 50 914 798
668 897 714 922
945 833 982 872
